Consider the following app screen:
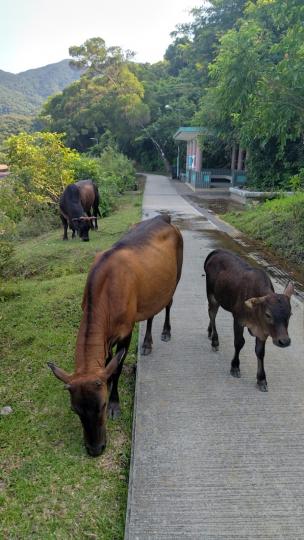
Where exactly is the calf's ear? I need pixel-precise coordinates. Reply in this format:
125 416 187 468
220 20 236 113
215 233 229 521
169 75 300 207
245 296 267 309
284 282 294 298
47 362 71 384
105 349 126 379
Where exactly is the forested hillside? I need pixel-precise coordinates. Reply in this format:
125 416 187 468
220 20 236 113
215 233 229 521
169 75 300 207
0 60 81 144
0 59 81 115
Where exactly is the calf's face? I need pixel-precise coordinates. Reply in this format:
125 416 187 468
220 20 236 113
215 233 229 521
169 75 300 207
245 282 293 346
47 350 125 456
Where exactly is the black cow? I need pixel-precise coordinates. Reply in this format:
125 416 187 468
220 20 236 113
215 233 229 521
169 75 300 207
204 249 293 391
59 184 95 241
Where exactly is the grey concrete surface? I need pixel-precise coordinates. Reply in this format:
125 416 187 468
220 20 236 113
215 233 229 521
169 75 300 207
125 174 304 540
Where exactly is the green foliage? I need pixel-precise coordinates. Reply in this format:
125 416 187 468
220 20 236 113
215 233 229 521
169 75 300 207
196 0 304 187
224 193 304 264
0 239 14 277
5 132 77 205
0 115 33 146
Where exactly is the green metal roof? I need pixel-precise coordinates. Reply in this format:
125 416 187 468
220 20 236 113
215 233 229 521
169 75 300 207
173 127 207 141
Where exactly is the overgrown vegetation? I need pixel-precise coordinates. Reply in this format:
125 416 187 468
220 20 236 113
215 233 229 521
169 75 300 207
224 194 304 264
0 191 142 539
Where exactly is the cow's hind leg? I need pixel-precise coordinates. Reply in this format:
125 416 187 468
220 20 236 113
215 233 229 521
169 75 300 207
230 318 245 378
141 317 154 355
108 333 132 419
207 294 219 351
161 300 172 342
255 337 267 392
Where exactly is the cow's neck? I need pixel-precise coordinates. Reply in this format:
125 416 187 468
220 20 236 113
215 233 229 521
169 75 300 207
75 305 110 374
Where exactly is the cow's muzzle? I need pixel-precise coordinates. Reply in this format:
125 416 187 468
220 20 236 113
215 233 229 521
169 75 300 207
273 337 291 348
86 443 106 457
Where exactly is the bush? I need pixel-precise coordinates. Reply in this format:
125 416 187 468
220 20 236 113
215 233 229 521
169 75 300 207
0 239 14 277
224 193 304 264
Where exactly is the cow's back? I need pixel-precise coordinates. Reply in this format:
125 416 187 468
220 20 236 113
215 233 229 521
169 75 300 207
75 180 95 212
87 215 183 323
205 249 273 313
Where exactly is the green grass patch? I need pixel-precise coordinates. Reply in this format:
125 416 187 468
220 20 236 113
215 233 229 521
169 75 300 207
224 193 304 264
0 191 142 539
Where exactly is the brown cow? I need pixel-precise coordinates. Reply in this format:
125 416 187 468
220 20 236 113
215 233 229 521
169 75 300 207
76 179 101 230
204 249 293 392
48 214 183 456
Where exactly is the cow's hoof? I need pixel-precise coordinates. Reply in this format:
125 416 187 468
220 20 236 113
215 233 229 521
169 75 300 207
141 345 152 356
212 340 219 351
161 332 171 342
63 237 68 241
257 381 268 392
107 401 121 419
230 367 241 378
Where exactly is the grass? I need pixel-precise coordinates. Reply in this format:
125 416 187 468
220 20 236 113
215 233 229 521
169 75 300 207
223 193 304 265
0 192 142 539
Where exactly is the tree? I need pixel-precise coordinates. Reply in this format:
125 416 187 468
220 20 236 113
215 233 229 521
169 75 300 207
196 0 304 187
41 38 149 152
5 132 78 206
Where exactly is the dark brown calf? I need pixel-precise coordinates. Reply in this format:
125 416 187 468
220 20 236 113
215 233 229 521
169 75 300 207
48 215 183 456
204 249 293 391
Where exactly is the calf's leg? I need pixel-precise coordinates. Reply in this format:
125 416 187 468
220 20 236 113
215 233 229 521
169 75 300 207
108 333 132 418
230 318 245 378
141 317 153 355
255 337 267 392
161 300 172 342
207 294 219 351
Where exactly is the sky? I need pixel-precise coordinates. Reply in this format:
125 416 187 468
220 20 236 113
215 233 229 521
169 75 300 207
1 0 196 74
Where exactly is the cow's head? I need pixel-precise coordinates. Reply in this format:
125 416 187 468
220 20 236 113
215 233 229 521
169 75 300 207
245 282 294 346
72 217 95 241
47 349 125 456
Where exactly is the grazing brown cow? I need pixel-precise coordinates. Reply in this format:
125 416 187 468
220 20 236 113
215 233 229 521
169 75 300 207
48 214 183 456
204 249 293 392
76 179 101 230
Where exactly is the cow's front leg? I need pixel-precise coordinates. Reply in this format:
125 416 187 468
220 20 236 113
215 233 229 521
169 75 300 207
141 317 153 355
161 300 172 342
255 337 267 392
108 333 132 419
60 215 68 240
207 295 219 351
230 318 245 378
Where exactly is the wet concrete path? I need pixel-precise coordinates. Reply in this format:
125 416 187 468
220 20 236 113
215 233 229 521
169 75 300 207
125 174 304 539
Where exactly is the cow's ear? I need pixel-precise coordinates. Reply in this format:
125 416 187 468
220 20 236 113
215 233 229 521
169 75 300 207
284 282 294 299
47 362 71 384
245 296 267 309
104 349 126 379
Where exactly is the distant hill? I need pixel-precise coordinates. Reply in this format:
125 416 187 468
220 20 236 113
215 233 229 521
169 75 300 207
0 59 81 116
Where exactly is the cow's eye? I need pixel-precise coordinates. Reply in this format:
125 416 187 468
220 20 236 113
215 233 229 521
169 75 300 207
265 311 272 320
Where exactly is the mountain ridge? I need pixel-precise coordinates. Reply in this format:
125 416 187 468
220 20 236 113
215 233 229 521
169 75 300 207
0 59 81 116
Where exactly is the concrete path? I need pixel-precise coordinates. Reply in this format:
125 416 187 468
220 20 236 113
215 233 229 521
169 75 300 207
125 174 304 540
